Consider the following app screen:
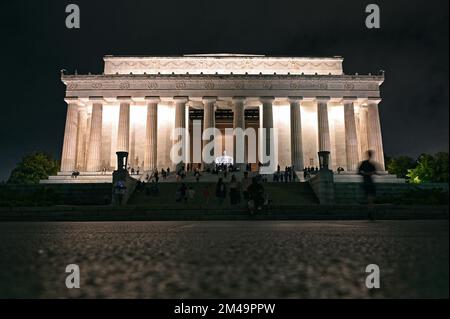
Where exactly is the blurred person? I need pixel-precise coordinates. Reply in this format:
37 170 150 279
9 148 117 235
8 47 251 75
358 150 379 220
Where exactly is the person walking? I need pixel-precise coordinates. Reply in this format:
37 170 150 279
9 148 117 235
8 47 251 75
358 150 379 220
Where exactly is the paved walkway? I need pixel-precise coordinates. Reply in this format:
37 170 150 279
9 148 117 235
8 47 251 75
0 220 447 298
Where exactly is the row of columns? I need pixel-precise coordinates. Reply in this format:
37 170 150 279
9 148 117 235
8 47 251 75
60 96 385 173
61 96 160 173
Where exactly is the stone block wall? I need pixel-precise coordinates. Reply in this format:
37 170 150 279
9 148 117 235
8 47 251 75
334 182 448 204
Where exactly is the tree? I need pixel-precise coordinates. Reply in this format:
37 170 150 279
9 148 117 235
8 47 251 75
8 152 59 184
407 152 449 183
433 152 449 182
386 155 416 178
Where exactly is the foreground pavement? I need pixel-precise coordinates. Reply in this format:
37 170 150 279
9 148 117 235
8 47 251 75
0 204 448 221
0 220 448 298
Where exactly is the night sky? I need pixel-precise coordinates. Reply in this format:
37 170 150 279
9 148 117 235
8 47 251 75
0 0 448 181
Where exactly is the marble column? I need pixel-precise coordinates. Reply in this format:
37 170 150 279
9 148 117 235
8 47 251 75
117 97 131 152
317 97 331 152
84 113 92 169
144 97 159 170
75 107 88 171
86 98 103 172
232 97 246 169
60 98 81 172
343 97 359 172
202 97 216 168
358 106 369 161
260 97 274 159
289 96 304 171
174 96 188 163
366 98 385 171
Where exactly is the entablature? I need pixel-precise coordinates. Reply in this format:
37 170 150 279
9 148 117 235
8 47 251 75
62 73 383 99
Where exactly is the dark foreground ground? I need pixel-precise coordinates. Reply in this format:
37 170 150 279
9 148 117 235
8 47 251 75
0 220 448 298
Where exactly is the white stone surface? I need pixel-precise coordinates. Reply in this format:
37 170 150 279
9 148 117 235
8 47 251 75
53 55 388 181
103 54 344 75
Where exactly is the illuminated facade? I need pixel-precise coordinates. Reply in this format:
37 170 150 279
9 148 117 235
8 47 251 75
58 54 386 175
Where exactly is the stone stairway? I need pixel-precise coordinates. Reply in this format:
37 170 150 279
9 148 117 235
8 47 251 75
41 171 145 184
139 170 307 183
128 180 318 208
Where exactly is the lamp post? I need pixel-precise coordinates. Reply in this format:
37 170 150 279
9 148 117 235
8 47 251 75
116 151 128 171
318 151 331 171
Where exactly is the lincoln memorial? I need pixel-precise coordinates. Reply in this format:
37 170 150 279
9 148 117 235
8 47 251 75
55 54 386 180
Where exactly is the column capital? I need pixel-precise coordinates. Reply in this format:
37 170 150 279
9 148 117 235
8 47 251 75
202 96 217 103
116 96 133 103
173 96 189 103
232 96 246 103
316 96 330 103
366 97 382 105
88 96 106 104
260 96 275 103
144 96 161 103
342 96 358 104
288 96 303 103
64 97 85 106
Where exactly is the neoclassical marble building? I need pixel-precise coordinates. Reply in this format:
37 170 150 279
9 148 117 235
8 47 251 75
59 54 385 175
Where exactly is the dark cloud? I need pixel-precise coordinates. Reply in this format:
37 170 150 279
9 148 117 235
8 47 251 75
0 0 448 180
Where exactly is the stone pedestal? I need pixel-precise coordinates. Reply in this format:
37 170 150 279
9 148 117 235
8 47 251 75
308 170 335 204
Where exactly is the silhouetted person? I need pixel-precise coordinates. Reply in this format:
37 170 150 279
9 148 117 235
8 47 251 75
114 181 127 205
247 177 265 215
242 171 251 200
229 174 240 205
202 185 211 205
215 178 226 205
358 150 378 219
179 183 187 203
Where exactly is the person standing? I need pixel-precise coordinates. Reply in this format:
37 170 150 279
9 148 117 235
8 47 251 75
358 150 379 219
215 178 227 205
187 186 195 202
247 177 265 215
202 185 211 206
229 174 240 205
241 171 251 201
